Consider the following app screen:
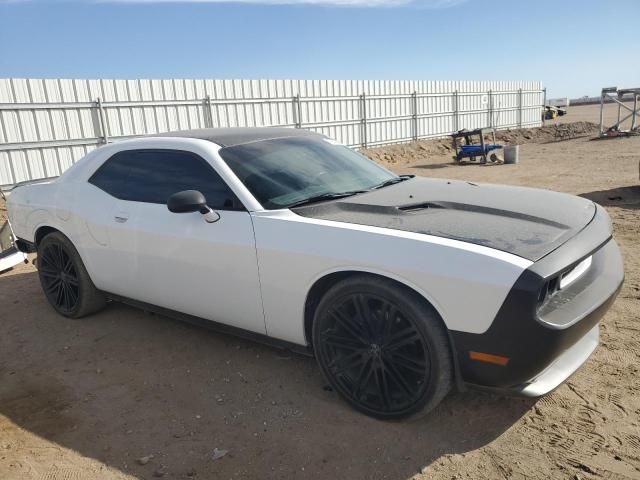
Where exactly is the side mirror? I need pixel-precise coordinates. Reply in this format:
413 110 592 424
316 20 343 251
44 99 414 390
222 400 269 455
167 190 220 223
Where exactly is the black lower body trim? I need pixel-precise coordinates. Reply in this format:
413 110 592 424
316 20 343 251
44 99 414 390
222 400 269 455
105 292 314 358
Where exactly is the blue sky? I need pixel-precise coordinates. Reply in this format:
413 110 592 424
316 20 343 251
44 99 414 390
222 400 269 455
1 0 638 98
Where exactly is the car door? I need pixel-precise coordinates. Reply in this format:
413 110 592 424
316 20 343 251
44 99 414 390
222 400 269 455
88 148 266 335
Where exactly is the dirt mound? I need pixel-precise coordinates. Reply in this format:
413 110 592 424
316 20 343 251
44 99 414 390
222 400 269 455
496 121 598 144
362 138 454 165
362 122 599 165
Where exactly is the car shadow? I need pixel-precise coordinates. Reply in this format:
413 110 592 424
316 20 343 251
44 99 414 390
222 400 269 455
580 185 640 210
539 134 595 144
0 270 534 480
410 161 504 170
409 162 452 170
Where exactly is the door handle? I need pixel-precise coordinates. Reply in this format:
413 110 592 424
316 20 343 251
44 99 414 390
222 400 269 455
114 215 129 223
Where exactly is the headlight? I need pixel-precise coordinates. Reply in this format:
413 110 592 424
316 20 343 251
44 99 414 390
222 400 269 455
559 256 592 289
537 255 593 308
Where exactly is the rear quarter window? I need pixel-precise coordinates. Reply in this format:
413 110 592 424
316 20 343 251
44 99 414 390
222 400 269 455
88 152 131 200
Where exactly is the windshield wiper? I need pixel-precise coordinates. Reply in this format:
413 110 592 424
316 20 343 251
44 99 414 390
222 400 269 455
287 190 367 208
286 175 413 208
370 175 412 190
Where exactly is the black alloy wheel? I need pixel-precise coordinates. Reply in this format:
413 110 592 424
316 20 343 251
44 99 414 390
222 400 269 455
37 231 106 318
313 276 452 419
39 242 80 314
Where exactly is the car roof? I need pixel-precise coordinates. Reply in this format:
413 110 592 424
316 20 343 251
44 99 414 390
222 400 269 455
153 127 322 148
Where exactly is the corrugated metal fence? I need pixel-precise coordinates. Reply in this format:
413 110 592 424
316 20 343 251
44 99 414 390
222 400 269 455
0 78 544 187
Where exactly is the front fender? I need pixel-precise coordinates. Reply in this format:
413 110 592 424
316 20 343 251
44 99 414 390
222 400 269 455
305 265 448 326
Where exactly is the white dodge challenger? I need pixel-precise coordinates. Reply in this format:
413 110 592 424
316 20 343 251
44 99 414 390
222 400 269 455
6 128 624 419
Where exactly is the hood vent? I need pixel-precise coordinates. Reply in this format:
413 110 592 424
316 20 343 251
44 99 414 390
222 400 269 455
398 202 445 213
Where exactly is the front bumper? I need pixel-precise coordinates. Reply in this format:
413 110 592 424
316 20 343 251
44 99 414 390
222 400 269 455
451 205 624 395
518 323 599 397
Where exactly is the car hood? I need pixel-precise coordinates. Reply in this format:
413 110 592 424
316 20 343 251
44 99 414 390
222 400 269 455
292 177 596 261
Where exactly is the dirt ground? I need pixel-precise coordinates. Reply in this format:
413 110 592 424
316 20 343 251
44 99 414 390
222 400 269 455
1 104 639 480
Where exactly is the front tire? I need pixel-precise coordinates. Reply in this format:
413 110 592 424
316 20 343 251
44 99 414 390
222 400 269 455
37 231 106 318
312 275 453 419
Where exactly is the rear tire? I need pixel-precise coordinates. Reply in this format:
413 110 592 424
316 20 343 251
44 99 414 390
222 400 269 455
312 275 453 419
37 231 106 318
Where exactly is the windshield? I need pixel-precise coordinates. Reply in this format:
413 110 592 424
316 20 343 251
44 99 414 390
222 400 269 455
218 136 397 209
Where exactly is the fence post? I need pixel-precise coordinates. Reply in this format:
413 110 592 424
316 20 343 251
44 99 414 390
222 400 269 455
487 90 493 128
204 95 214 128
360 93 367 148
543 87 547 126
453 90 459 132
518 88 523 128
411 91 418 141
598 90 605 134
96 97 109 144
293 94 303 128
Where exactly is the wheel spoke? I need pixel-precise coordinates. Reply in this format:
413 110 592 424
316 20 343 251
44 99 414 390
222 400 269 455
40 257 54 273
380 303 397 342
387 326 417 343
43 248 54 268
58 246 66 270
370 308 384 339
53 245 64 270
352 357 373 399
66 282 79 306
330 309 367 344
55 280 65 306
63 281 73 309
390 351 427 374
40 269 59 280
63 257 74 274
40 261 58 274
373 361 391 410
353 294 371 321
385 327 421 351
43 249 55 270
378 361 393 410
331 350 365 376
386 335 421 352
353 294 376 339
322 330 364 351
44 278 61 294
384 358 414 397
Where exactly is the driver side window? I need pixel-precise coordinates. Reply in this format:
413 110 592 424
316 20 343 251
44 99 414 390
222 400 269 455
89 149 243 211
